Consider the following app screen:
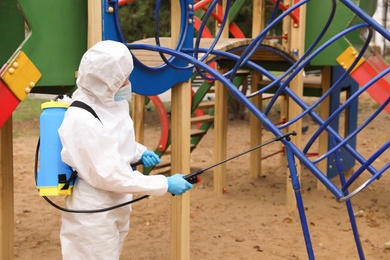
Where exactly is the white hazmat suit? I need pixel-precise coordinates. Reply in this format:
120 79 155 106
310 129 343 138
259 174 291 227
58 41 183 259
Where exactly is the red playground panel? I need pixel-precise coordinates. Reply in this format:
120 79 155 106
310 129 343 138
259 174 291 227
351 53 390 114
0 79 20 128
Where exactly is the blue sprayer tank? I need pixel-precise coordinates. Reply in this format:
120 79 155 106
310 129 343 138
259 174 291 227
37 100 73 196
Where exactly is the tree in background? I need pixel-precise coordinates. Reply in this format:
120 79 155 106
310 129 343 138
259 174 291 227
119 1 282 43
119 0 171 43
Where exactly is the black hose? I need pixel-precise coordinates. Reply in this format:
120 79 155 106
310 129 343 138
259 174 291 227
35 131 295 213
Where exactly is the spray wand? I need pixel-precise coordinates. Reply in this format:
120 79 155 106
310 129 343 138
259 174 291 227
183 131 296 184
41 131 296 213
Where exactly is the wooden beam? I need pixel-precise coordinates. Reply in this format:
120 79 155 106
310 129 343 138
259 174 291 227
131 94 145 172
170 81 191 260
131 38 295 66
249 71 263 178
252 0 265 36
214 67 228 194
342 87 354 177
170 2 191 259
131 94 145 143
317 66 331 191
285 1 306 209
282 0 292 50
213 0 229 194
0 117 14 260
249 1 264 179
87 0 102 47
216 0 229 38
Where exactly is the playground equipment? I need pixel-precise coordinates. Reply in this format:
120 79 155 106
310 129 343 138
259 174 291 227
0 0 389 259
0 0 87 128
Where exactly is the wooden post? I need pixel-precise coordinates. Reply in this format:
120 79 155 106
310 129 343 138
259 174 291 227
131 94 145 172
342 87 354 177
280 0 292 170
249 71 263 178
0 118 14 260
216 0 230 37
317 66 331 190
285 1 306 208
252 0 265 36
87 0 102 47
214 67 228 193
170 2 191 259
213 0 229 194
250 0 265 178
282 0 291 50
170 82 191 259
131 94 145 143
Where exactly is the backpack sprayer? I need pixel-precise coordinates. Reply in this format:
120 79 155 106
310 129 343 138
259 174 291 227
35 97 101 196
36 101 296 214
36 99 73 196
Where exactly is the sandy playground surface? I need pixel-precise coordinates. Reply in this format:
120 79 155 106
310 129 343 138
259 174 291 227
12 93 390 259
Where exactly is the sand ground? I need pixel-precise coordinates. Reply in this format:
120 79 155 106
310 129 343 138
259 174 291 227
13 93 390 259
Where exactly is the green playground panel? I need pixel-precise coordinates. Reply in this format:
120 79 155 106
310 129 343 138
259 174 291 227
0 0 25 65
14 0 88 93
305 0 377 66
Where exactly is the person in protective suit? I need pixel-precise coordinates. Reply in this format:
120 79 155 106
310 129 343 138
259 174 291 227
58 40 193 259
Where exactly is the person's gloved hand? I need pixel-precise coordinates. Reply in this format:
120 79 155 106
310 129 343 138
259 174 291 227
141 150 161 167
167 174 193 195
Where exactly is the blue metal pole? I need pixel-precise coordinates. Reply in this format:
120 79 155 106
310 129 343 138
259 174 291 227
285 146 315 260
331 137 365 259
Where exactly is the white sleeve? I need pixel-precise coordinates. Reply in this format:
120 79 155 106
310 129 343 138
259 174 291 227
133 142 147 164
59 113 168 196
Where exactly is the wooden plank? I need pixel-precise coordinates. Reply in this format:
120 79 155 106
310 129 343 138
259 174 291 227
0 117 14 260
190 128 206 137
131 38 296 66
258 76 324 97
197 101 215 109
190 115 214 124
259 76 322 89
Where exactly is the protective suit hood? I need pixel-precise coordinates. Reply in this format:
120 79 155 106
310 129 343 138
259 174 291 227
76 40 133 106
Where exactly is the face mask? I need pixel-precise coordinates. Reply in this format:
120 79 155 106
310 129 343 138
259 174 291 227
114 83 132 102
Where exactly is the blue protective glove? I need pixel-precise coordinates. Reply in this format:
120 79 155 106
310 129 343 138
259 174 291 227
167 174 193 195
141 150 161 167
